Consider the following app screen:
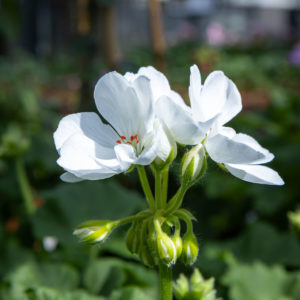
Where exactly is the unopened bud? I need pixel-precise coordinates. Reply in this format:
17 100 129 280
139 245 156 268
181 144 206 187
173 268 219 300
172 235 183 260
173 274 189 300
157 232 177 266
125 221 142 254
73 220 115 244
181 233 199 265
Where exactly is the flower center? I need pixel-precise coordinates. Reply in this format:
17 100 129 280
116 135 140 145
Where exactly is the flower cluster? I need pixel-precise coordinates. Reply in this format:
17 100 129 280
54 65 283 186
54 65 284 270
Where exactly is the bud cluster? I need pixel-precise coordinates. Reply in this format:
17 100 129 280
173 268 220 300
125 211 199 268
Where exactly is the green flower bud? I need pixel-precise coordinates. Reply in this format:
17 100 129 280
156 232 177 266
173 274 189 300
147 222 160 265
0 124 30 158
173 268 220 300
73 220 116 244
181 233 199 266
125 221 142 254
181 144 207 187
288 210 300 234
139 244 156 268
172 235 183 260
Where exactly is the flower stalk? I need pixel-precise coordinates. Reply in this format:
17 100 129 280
15 158 35 215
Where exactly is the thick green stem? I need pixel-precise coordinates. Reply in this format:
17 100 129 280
155 169 163 209
159 263 172 300
161 168 169 208
15 158 35 215
137 166 155 211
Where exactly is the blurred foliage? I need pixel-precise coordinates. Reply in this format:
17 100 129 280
1 36 300 300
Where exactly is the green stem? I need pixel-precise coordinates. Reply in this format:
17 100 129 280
137 166 156 211
161 168 169 208
174 209 194 233
115 210 152 226
159 262 172 300
165 185 188 215
155 169 163 209
15 158 35 215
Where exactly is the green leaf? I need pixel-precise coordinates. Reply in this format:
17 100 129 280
38 263 79 291
2 262 79 294
32 180 146 246
83 258 158 296
222 262 300 300
225 222 300 267
109 286 155 300
83 258 126 295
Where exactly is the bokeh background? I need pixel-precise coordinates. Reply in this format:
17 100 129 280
1 0 300 299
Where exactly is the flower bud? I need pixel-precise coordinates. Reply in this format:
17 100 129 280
181 144 206 187
288 210 300 234
73 220 115 244
173 268 219 300
156 232 177 266
181 233 199 265
171 235 183 260
139 244 156 268
125 221 142 254
173 274 189 300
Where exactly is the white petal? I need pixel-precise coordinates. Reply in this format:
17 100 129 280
189 65 203 119
218 79 242 125
60 172 83 183
206 128 273 164
135 132 161 165
53 112 119 152
114 144 136 170
233 133 274 164
94 71 146 138
57 134 120 178
156 96 206 145
124 72 137 82
189 66 228 122
137 66 171 101
224 163 285 185
156 122 176 161
130 75 155 135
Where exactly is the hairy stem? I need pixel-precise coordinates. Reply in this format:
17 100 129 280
161 168 169 208
137 166 155 211
155 169 163 209
159 262 172 300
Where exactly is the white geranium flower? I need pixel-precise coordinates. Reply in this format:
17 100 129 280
157 65 284 185
54 71 161 182
125 66 181 161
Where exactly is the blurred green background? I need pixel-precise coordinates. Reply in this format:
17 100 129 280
1 0 300 299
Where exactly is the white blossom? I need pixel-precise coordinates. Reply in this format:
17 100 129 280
156 65 284 185
54 71 161 182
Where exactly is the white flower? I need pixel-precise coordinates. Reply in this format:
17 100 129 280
156 65 284 185
54 71 161 182
125 66 181 161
